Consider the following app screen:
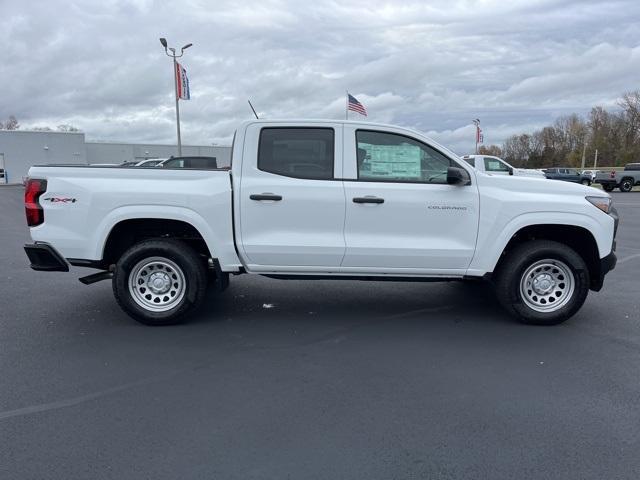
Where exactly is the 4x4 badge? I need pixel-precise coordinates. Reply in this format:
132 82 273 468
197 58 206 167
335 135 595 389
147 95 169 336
43 197 77 203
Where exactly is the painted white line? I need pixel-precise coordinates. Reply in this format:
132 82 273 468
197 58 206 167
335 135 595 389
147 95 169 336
618 253 640 264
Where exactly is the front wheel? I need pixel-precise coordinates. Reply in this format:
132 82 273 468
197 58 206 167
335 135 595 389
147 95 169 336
494 240 589 325
602 184 614 192
113 239 208 325
581 179 591 186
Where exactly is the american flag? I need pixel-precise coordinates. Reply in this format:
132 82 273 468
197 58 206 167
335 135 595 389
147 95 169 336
347 93 367 116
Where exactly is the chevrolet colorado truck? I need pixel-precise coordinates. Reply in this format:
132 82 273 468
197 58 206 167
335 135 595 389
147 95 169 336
595 163 640 192
24 120 618 326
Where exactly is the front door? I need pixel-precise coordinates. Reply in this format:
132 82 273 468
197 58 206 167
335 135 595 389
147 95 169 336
341 127 479 273
238 123 346 268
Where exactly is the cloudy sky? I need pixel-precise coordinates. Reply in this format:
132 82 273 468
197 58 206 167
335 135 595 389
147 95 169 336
3 0 640 153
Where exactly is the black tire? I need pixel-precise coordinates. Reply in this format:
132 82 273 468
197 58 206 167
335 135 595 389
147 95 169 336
619 177 633 192
494 240 589 325
581 179 590 186
113 239 208 325
602 184 614 192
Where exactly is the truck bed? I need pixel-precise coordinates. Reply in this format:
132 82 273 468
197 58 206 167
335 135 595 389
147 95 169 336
27 165 240 268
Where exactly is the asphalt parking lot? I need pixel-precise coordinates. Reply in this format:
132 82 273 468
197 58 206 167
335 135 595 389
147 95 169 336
1 185 639 480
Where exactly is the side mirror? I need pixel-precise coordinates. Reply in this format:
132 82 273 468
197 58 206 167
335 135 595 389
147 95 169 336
508 166 514 176
447 166 471 185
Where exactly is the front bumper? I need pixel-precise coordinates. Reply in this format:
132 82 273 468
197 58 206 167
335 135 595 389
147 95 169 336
591 206 618 291
24 243 69 272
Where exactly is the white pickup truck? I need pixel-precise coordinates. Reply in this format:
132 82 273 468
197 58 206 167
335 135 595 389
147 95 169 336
24 120 618 326
462 155 545 178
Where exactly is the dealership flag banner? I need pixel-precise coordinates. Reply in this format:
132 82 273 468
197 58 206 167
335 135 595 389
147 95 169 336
175 62 190 100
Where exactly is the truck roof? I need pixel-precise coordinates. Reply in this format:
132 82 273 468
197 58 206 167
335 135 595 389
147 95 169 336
235 119 460 160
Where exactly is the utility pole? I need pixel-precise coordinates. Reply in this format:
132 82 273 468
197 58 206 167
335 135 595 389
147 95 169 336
160 37 192 156
593 149 598 169
580 142 586 170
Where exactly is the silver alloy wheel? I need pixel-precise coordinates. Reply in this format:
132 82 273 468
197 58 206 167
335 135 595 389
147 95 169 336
519 259 575 313
621 180 632 191
128 256 186 312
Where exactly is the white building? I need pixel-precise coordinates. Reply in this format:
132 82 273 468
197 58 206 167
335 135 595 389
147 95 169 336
0 130 231 184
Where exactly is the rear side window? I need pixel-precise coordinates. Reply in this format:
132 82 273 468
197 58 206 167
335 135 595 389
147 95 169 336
625 163 640 171
463 157 475 167
258 128 334 180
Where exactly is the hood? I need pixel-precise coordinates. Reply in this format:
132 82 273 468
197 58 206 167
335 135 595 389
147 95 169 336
476 171 609 197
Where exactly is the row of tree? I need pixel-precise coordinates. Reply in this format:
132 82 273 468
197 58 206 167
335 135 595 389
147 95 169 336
481 91 640 169
0 115 80 132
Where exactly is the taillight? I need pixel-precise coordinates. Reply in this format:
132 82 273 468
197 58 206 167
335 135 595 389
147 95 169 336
25 178 47 227
610 170 616 178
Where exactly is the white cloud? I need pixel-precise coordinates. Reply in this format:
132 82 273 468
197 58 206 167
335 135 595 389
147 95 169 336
2 0 639 154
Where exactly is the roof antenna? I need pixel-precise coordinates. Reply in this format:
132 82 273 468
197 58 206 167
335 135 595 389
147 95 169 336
247 99 259 119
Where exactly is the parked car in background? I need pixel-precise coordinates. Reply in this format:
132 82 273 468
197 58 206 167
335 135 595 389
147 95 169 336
595 163 640 192
462 155 545 178
544 168 592 185
158 156 218 169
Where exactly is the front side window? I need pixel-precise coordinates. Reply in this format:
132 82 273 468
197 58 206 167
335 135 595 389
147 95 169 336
356 130 452 183
258 128 334 180
484 158 510 173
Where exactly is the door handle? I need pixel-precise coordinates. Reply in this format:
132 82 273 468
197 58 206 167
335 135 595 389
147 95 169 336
353 196 384 204
250 193 283 201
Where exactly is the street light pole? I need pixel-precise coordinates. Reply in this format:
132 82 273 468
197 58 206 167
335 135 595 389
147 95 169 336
160 38 192 156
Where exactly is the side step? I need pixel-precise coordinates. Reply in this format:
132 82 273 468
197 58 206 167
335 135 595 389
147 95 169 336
79 271 113 285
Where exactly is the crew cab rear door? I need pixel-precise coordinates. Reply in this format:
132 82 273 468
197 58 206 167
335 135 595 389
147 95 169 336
341 126 480 273
238 123 346 268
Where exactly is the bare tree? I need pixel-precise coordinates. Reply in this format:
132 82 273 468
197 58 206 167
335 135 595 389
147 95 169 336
478 145 503 157
0 115 19 130
503 91 640 168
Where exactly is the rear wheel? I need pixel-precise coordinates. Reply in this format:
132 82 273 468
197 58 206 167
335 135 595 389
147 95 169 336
494 240 589 325
619 178 633 192
113 239 207 325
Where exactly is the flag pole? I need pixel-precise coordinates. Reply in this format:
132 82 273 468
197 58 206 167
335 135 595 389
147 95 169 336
345 91 348 120
160 37 192 157
173 56 182 156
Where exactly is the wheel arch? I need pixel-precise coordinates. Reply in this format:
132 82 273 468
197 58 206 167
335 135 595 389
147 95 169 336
101 218 212 267
89 205 240 270
492 224 602 290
